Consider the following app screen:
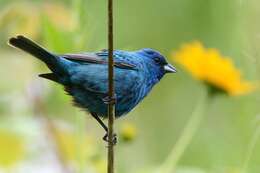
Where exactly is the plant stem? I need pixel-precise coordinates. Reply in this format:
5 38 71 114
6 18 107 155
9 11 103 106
156 91 208 173
107 0 115 173
242 124 260 173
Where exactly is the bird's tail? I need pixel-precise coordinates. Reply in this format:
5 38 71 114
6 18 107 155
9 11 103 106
8 35 61 73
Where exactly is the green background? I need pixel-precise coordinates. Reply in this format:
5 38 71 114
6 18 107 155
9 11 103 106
0 0 259 173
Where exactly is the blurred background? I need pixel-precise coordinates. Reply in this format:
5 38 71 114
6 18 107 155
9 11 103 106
0 0 260 173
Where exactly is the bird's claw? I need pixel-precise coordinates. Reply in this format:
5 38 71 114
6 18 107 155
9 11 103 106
102 95 116 105
103 133 117 145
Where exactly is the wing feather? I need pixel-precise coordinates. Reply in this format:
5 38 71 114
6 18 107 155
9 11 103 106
63 53 136 70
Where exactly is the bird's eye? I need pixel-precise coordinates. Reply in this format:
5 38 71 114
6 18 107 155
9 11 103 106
154 57 161 64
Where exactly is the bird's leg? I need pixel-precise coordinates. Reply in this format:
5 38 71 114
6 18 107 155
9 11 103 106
91 112 108 132
102 133 117 145
90 112 117 145
101 94 117 144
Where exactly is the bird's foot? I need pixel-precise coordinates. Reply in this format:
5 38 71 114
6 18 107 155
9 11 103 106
102 95 116 105
103 133 117 145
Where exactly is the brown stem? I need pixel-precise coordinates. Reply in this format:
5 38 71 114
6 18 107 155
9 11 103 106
107 0 115 173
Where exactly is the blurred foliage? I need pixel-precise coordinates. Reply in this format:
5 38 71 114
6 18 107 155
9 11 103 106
53 127 94 162
0 129 24 168
0 0 260 173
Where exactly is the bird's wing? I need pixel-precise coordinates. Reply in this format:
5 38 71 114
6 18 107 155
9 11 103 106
69 64 142 96
63 53 136 70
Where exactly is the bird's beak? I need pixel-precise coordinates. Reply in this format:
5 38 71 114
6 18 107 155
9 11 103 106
164 64 177 73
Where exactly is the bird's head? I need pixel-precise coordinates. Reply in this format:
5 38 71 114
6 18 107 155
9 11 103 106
137 48 177 80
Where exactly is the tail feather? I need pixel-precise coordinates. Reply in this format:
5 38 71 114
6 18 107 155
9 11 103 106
8 35 60 73
39 73 59 83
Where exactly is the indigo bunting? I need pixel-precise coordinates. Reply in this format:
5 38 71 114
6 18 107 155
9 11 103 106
9 35 176 141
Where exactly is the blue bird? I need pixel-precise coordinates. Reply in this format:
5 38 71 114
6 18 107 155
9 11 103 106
9 35 176 141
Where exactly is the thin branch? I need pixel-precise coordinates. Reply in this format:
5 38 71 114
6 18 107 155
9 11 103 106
107 0 115 173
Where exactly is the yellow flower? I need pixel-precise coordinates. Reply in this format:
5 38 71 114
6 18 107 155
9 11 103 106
0 130 25 167
119 123 137 142
172 41 255 96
